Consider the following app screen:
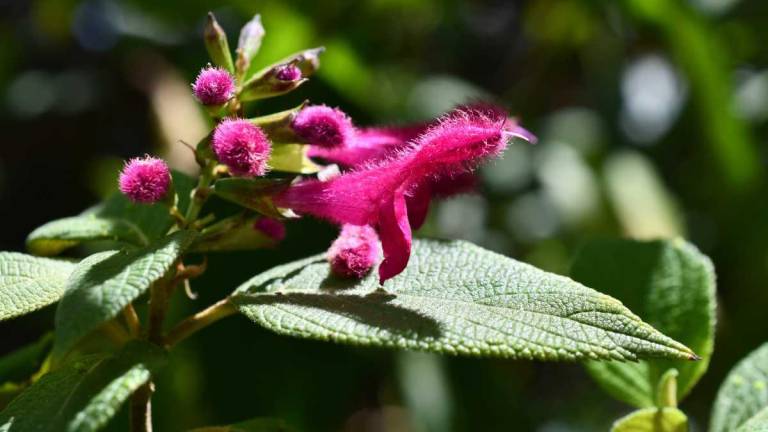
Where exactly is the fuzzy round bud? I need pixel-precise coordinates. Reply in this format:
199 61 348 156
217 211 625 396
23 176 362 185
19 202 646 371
119 156 171 204
212 119 271 177
274 64 302 82
328 224 380 278
192 67 235 106
254 218 286 242
291 105 354 149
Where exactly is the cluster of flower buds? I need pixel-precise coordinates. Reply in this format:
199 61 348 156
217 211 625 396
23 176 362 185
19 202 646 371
117 11 536 283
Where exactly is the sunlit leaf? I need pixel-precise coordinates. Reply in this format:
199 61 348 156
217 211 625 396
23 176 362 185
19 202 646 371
0 253 75 322
232 239 696 362
711 343 768 432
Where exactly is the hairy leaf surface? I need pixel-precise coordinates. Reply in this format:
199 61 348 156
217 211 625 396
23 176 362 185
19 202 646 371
573 239 715 406
232 240 696 362
711 343 768 432
0 252 76 322
0 341 165 432
53 231 194 358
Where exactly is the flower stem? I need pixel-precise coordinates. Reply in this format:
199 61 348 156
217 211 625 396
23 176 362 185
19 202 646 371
164 298 236 348
184 160 217 225
123 304 141 337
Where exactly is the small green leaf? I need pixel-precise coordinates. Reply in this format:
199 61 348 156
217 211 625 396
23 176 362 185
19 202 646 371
657 369 678 408
0 333 52 384
191 215 277 253
572 239 715 406
249 102 306 143
0 253 76 322
738 406 768 432
611 407 688 432
190 417 296 432
26 216 148 256
711 343 768 432
269 144 321 174
232 240 696 362
26 171 194 257
213 177 292 218
0 341 166 432
53 231 195 359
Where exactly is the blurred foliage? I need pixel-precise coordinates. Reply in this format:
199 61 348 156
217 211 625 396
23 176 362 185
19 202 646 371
2 0 768 430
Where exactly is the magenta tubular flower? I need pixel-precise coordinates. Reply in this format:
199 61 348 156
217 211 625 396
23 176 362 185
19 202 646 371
119 156 171 204
192 67 235 106
275 105 535 282
253 217 286 242
308 125 427 167
212 119 271 177
328 224 380 278
291 105 354 149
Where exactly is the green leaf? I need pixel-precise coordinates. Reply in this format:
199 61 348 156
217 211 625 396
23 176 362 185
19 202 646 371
572 238 715 406
611 408 688 432
0 334 52 384
26 171 194 257
53 231 195 359
738 406 768 432
268 144 321 174
231 239 696 362
213 178 292 219
189 417 296 432
0 252 76 322
0 341 166 432
26 216 148 257
710 342 768 432
656 369 678 408
191 215 277 253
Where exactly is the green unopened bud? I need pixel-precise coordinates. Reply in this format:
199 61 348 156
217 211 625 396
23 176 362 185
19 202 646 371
204 12 235 73
236 14 265 78
239 62 307 101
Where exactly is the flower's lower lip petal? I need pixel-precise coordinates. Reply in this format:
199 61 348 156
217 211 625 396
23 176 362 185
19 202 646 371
377 190 412 284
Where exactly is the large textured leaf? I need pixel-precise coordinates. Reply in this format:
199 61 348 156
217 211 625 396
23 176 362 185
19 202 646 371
738 407 768 432
611 408 688 432
0 253 76 322
232 240 696 362
190 418 296 432
711 343 768 432
26 216 148 257
26 171 194 257
53 231 195 359
0 341 165 432
572 239 715 407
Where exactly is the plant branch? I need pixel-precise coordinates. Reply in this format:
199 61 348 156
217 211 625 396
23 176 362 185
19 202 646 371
123 304 141 337
130 382 154 432
164 298 236 348
184 160 217 225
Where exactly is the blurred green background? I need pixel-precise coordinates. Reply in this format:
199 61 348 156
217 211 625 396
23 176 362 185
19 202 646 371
1 0 767 430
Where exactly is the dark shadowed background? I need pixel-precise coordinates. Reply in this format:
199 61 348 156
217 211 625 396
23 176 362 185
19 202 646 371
1 0 767 430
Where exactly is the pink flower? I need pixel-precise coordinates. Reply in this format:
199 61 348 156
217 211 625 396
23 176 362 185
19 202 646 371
291 105 354 149
308 125 427 167
253 217 286 242
274 64 302 82
212 119 271 177
192 67 235 106
328 224 380 278
275 105 535 282
119 156 171 204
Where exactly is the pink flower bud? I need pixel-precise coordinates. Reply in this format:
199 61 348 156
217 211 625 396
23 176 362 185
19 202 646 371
192 67 235 106
212 119 271 177
274 64 302 82
119 156 171 204
328 224 380 279
254 218 286 242
291 105 354 149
